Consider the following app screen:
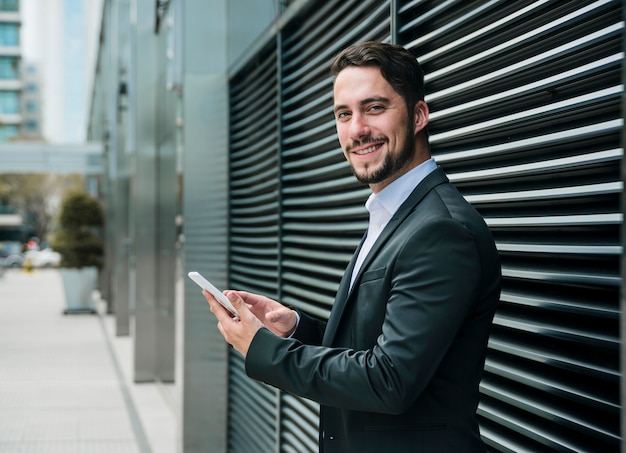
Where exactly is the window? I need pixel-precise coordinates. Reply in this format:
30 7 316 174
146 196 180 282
0 23 18 46
0 90 18 114
23 119 37 131
25 100 37 112
0 124 18 141
0 57 19 79
0 0 18 12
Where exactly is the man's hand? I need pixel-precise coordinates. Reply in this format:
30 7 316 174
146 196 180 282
204 290 264 357
204 289 299 356
235 291 298 337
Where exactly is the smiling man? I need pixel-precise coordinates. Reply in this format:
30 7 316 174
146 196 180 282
333 65 428 192
203 41 502 452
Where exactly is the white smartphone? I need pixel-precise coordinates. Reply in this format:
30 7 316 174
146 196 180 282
188 271 239 318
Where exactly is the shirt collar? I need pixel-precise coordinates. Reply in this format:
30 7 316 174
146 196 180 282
367 157 437 217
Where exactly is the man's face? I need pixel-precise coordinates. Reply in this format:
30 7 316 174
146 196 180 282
333 66 423 193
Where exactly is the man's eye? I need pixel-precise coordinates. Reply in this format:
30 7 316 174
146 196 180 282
336 111 351 120
369 105 384 113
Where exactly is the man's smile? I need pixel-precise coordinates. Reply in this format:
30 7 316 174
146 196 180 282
353 143 383 155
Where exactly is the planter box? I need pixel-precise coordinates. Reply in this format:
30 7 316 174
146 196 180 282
60 267 98 314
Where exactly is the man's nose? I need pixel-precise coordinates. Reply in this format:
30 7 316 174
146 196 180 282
349 113 370 140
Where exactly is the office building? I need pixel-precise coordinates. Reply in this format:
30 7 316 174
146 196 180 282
0 0 21 142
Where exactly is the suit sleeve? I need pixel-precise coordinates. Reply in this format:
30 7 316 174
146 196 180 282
290 310 327 346
245 217 482 414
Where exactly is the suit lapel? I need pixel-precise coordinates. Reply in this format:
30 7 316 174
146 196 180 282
322 168 449 346
322 233 365 345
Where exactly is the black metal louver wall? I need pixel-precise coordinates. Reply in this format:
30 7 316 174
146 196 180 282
397 0 622 451
228 42 281 453
228 0 623 452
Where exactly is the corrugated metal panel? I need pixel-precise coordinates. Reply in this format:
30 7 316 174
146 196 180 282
228 354 278 452
228 40 281 453
228 0 623 451
229 44 281 297
280 393 319 452
399 0 622 451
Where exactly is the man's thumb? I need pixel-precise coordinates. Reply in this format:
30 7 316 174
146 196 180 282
227 292 244 310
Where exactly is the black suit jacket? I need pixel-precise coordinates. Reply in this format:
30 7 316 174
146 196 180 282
246 168 501 452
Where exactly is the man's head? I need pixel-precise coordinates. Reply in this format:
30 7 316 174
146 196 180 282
331 41 430 193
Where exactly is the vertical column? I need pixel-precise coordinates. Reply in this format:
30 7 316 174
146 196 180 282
180 0 229 451
114 0 132 337
102 0 117 314
131 0 159 382
155 58 178 383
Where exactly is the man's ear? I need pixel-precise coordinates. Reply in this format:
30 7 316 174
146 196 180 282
413 100 429 135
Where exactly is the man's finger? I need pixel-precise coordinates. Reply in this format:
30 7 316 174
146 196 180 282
204 290 231 320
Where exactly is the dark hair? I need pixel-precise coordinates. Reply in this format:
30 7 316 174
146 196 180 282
330 41 425 113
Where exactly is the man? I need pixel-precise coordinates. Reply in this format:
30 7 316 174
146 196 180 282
204 41 501 452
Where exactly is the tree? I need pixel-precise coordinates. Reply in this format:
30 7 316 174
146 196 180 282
50 190 104 269
0 173 85 242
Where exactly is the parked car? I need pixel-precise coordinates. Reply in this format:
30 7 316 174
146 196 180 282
24 249 62 268
0 241 25 268
0 253 25 268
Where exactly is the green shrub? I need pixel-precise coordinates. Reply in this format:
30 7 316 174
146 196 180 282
51 191 104 269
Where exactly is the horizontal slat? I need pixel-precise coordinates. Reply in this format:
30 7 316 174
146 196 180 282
497 243 621 255
434 120 622 163
486 213 621 227
493 316 617 348
501 266 620 286
467 181 622 204
500 291 618 317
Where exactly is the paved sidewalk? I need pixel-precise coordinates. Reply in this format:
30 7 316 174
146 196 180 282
0 269 178 453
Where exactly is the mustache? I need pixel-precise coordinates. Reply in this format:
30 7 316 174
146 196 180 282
346 136 388 152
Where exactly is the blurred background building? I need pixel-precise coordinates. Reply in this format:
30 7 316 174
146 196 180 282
0 0 103 257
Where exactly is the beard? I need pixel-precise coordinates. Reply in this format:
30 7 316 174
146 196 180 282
350 124 415 185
